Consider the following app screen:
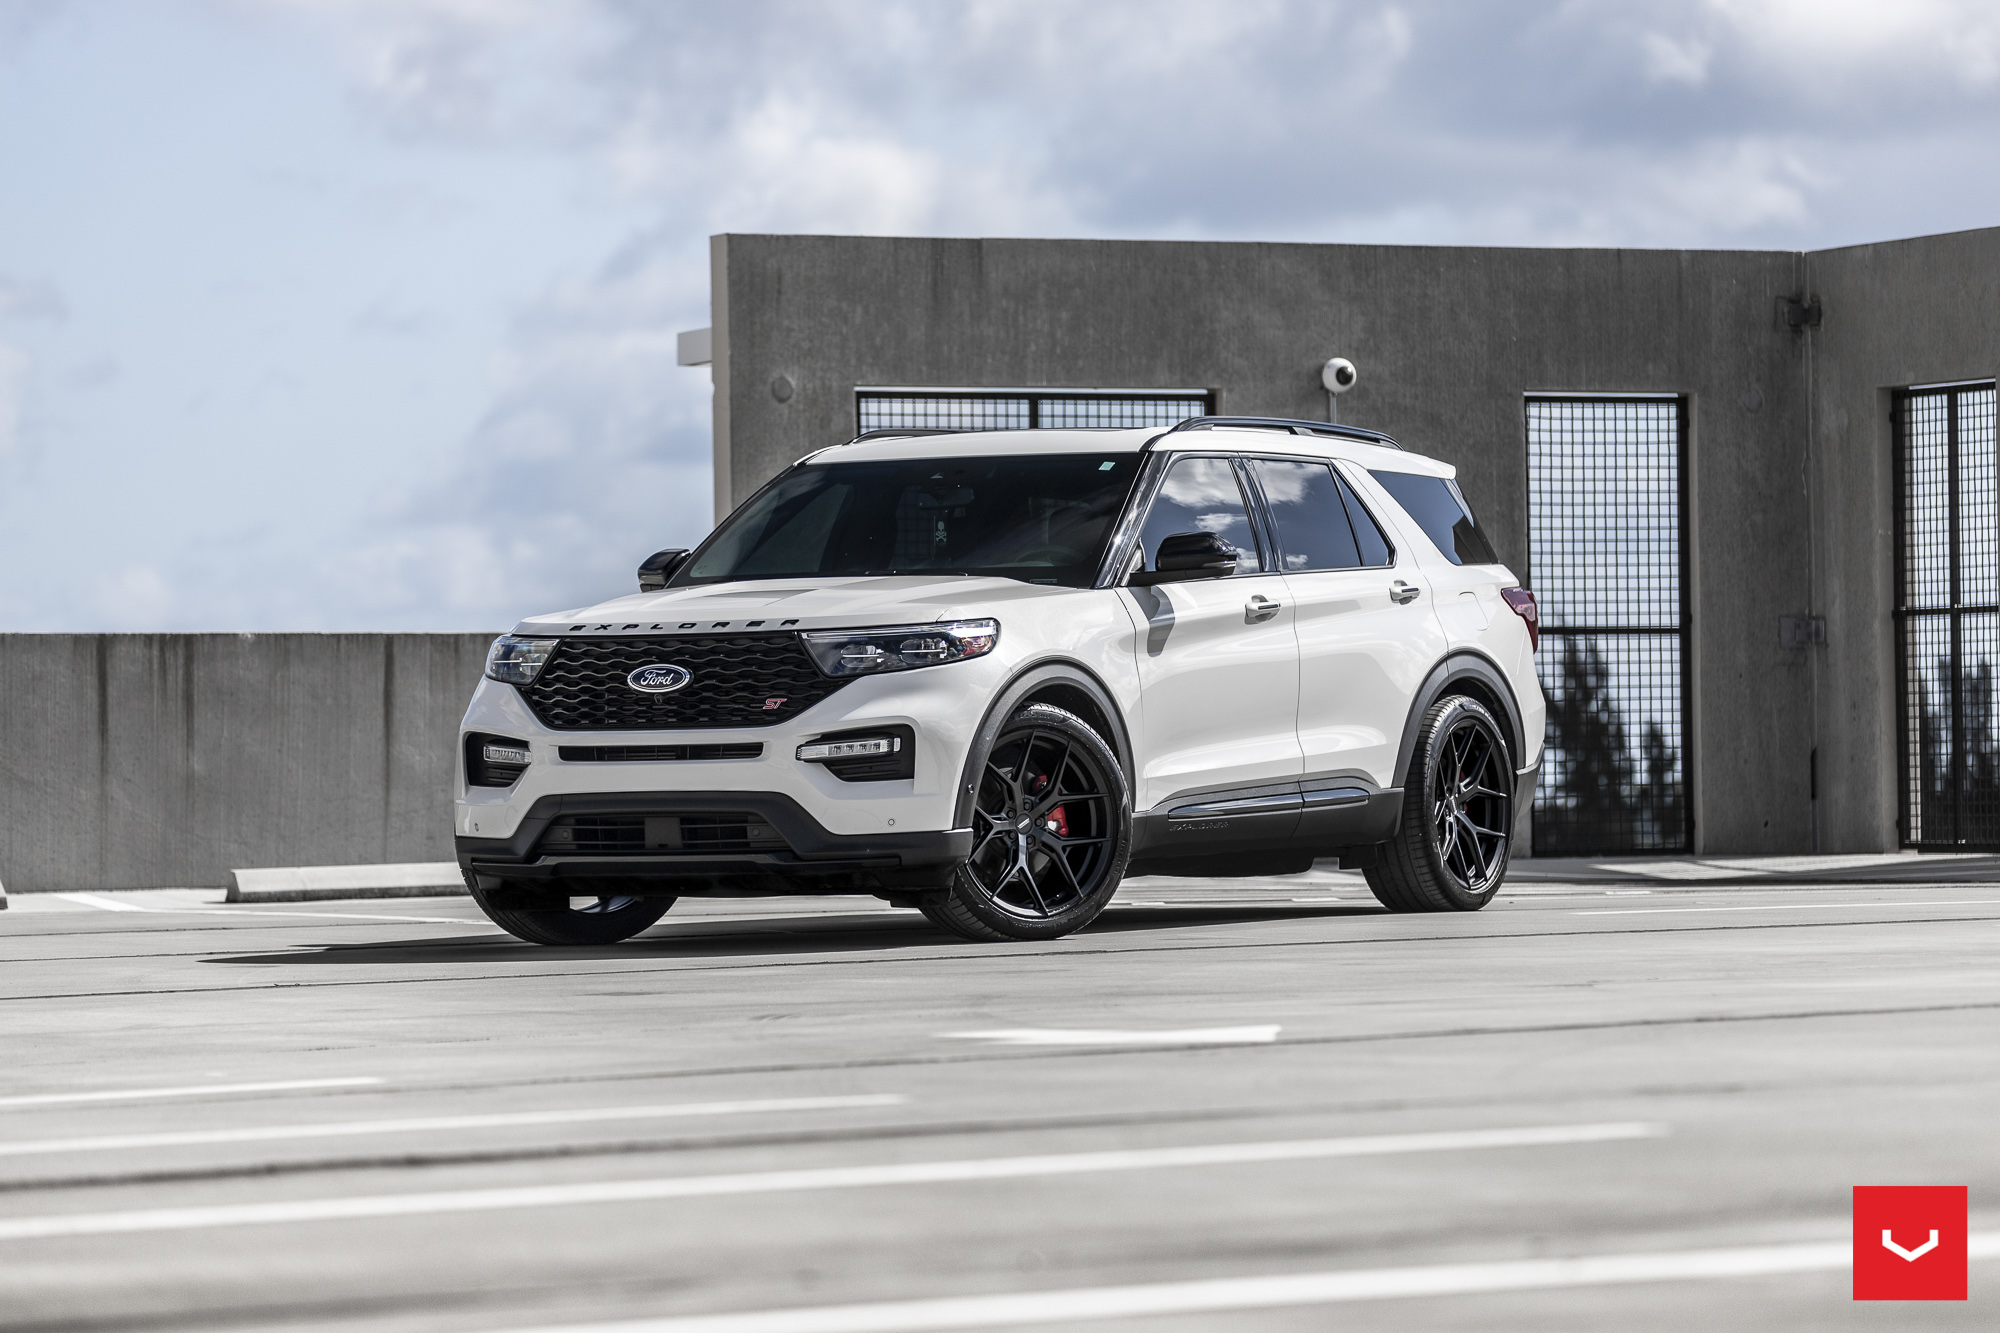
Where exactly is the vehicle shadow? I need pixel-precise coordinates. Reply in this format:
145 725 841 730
203 901 1386 967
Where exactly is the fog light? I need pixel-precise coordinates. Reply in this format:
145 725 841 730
797 736 900 762
482 743 532 766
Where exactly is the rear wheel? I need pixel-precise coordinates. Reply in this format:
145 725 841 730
921 703 1131 942
468 879 673 945
1366 694 1513 913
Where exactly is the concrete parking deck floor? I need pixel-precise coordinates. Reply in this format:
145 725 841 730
3 870 1998 1331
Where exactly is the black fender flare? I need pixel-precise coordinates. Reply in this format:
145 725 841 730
1390 650 1529 791
952 659 1136 828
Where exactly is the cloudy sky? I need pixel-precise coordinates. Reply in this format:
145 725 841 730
4 0 2000 631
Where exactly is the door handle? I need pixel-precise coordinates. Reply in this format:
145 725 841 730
1390 581 1421 605
1245 594 1283 623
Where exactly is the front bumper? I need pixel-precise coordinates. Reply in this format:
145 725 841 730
457 789 973 893
455 662 997 843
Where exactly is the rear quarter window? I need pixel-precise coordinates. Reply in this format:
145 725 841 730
1368 470 1500 566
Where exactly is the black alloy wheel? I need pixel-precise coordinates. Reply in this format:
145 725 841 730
922 702 1131 942
1366 694 1514 912
468 879 674 945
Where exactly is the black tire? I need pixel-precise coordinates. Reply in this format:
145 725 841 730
920 702 1131 942
1366 694 1514 913
468 878 674 945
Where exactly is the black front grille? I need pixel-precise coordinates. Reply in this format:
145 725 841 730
539 813 790 856
558 743 764 762
522 636 847 731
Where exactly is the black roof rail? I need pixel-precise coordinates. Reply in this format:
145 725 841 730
844 428 965 445
1165 415 1401 450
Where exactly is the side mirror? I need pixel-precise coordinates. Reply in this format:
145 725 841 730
1129 531 1239 586
637 549 691 592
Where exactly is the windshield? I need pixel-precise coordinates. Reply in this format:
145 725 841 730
680 454 1143 587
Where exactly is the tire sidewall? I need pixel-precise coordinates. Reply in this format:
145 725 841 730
1414 695 1512 909
949 702 1132 940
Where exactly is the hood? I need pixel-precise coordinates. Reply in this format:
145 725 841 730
514 576 1084 636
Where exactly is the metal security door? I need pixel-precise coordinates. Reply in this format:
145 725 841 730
1895 381 2000 848
1526 395 1691 855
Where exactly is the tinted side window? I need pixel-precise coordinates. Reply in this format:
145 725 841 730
1136 456 1263 575
1247 459 1361 571
1337 473 1394 566
1369 470 1500 566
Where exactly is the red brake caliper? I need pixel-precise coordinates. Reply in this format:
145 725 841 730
1046 804 1069 837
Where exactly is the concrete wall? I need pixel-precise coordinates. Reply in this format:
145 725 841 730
1806 227 2000 851
0 634 493 892
712 234 1820 854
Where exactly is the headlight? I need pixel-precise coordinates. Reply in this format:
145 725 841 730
800 619 999 677
485 636 560 685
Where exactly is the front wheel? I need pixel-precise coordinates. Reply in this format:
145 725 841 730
1365 694 1514 912
469 880 674 945
920 702 1131 942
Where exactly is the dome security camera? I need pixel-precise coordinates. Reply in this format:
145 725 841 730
1321 357 1358 394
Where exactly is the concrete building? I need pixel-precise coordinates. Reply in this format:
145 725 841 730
689 228 2000 858
7 228 1997 891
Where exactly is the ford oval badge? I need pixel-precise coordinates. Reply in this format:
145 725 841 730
626 663 693 694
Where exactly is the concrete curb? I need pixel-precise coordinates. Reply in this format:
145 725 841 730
227 863 468 903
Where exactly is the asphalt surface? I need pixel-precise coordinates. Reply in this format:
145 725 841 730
4 867 1998 1332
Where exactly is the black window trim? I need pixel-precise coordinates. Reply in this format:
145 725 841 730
1240 453 1382 575
1314 457 1400 570
1103 450 1278 586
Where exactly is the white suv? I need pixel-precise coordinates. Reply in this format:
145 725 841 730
456 416 1544 945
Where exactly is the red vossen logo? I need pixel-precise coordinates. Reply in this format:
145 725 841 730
1853 1186 1967 1301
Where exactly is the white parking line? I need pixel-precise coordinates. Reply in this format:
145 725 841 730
51 893 149 912
944 1027 1281 1046
0 1122 1662 1241
1576 898 2000 916
0 1077 384 1109
493 1232 2000 1332
197 908 480 924
15 897 478 925
0 1094 907 1158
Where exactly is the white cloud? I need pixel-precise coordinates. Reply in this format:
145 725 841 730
1642 32 1710 85
13 0 2000 629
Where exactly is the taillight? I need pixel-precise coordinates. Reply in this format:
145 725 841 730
1501 587 1538 651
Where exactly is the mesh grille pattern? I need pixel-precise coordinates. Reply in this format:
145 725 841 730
1527 396 1688 855
857 391 1209 433
1904 392 1953 610
1527 399 1682 629
860 396 1030 431
521 636 846 731
1897 383 2000 846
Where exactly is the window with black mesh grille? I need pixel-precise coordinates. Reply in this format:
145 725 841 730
1526 395 1690 856
1895 381 2000 848
856 389 1212 434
